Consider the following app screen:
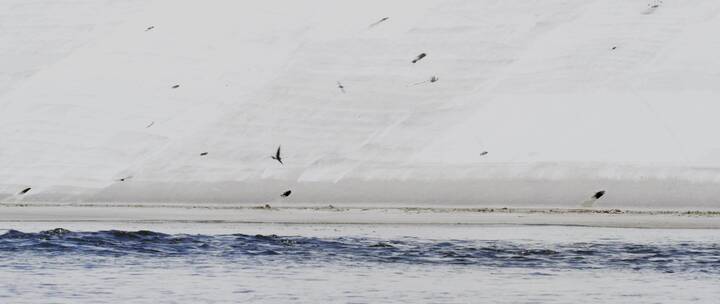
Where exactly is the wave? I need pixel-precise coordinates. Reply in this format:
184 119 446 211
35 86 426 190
1 229 718 273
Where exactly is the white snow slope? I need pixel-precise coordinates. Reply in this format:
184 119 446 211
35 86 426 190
2 0 720 209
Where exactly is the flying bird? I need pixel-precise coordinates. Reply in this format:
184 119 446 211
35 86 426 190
281 190 292 197
117 176 133 182
145 26 155 32
411 53 427 64
337 81 346 93
171 84 180 89
271 146 283 165
581 190 606 208
200 152 208 156
18 187 31 195
410 75 439 86
146 121 155 128
611 46 617 50
479 151 489 156
643 0 663 14
369 17 389 28
593 190 605 199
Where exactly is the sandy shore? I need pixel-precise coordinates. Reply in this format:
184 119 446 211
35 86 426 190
1 203 719 229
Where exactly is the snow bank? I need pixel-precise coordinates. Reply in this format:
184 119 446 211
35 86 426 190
1 0 720 209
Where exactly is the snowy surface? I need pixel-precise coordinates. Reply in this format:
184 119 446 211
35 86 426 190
2 0 720 208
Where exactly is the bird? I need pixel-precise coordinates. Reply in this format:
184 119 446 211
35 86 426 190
200 152 208 156
337 81 346 93
117 176 133 182
479 151 489 156
611 46 617 50
410 75 439 86
593 190 605 199
412 53 427 64
18 187 31 195
171 84 180 89
146 121 155 128
369 17 389 28
271 146 283 165
581 190 606 208
145 26 155 32
281 190 292 197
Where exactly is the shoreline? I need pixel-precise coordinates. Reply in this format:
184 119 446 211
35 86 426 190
1 203 719 229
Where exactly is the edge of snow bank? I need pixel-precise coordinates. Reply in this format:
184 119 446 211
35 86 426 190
1 204 719 229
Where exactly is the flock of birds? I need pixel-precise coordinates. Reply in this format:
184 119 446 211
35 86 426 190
140 17 442 204
8 11 624 209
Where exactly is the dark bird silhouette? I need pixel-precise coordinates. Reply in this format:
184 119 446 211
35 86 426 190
593 190 605 199
271 146 283 165
337 81 346 93
281 190 292 197
611 46 617 50
479 151 489 156
369 17 389 28
581 190 606 208
200 152 208 156
18 187 31 195
429 76 439 83
411 53 427 64
145 26 155 32
171 84 180 89
146 121 155 128
117 176 133 182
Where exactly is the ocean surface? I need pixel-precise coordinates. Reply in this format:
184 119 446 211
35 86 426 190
0 224 718 303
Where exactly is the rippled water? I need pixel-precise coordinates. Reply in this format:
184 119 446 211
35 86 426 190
0 225 719 303
1 228 719 273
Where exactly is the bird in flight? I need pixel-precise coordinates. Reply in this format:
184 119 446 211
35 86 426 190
18 187 31 195
171 84 180 89
271 146 283 165
200 152 208 156
281 190 292 197
593 190 606 199
411 75 439 86
412 53 427 64
337 81 346 93
117 176 133 182
369 17 389 28
479 151 489 156
581 190 606 208
145 26 155 32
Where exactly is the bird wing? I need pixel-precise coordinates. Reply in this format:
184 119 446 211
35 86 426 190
276 146 281 159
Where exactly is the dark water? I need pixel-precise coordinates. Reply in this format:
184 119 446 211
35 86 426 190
1 228 718 273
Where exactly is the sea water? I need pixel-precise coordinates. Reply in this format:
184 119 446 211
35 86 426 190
0 224 718 303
